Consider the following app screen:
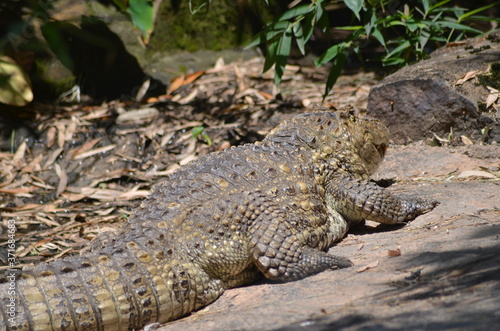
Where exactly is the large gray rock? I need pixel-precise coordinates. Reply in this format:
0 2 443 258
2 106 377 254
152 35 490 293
367 30 500 144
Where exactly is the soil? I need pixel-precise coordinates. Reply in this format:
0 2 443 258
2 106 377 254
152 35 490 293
0 56 499 330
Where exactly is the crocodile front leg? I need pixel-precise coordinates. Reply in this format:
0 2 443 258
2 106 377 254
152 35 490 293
325 175 439 225
248 194 353 282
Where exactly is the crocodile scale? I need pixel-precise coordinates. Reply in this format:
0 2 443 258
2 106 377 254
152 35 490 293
0 111 438 330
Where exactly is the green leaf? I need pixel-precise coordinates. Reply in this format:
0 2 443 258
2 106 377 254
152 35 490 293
128 0 155 43
279 4 315 21
421 0 430 16
192 126 204 137
335 25 364 31
384 40 410 60
315 2 329 32
245 21 289 49
418 28 431 50
343 0 364 21
263 39 279 73
301 11 316 42
323 51 346 100
436 21 483 34
265 21 290 41
429 0 452 13
457 3 498 23
371 28 386 48
315 44 342 67
262 23 292 74
383 56 406 66
465 15 500 23
274 29 293 86
406 19 419 32
192 126 212 146
387 20 406 27
293 24 306 55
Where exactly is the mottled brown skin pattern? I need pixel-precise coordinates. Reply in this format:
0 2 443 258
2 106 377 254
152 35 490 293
0 112 438 330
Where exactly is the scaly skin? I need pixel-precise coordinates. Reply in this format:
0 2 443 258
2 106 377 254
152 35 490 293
0 111 438 330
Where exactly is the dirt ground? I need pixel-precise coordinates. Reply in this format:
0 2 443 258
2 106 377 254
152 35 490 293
0 57 499 330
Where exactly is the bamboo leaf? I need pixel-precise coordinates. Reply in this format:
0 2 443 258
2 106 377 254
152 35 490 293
323 51 346 100
315 44 341 67
128 0 155 44
457 3 498 22
274 29 293 86
279 4 314 21
343 0 364 21
293 24 307 55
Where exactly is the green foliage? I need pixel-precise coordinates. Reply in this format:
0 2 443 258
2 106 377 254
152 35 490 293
244 0 499 99
113 0 155 43
192 126 213 146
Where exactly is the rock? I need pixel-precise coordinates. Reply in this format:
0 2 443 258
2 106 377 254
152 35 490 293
367 30 500 144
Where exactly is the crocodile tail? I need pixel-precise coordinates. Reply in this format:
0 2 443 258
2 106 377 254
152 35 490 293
0 234 217 330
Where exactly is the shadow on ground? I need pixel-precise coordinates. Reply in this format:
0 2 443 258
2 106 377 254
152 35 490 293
281 220 500 330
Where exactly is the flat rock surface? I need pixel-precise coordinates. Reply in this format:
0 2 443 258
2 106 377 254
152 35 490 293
158 144 500 331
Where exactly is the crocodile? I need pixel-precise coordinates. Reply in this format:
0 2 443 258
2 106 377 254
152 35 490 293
0 111 438 330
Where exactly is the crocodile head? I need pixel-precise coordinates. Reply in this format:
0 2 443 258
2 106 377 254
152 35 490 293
263 111 389 176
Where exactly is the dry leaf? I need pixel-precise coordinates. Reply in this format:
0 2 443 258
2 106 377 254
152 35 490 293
213 57 225 70
66 118 78 141
356 260 379 273
135 79 150 102
485 89 499 108
167 70 205 95
455 70 479 85
22 154 43 173
258 91 274 100
0 203 42 211
0 186 34 195
70 138 102 158
80 108 111 121
388 248 401 257
94 207 117 216
457 170 496 179
56 123 66 148
119 190 150 200
54 163 68 197
61 192 87 202
43 147 64 169
46 126 57 148
460 135 473 145
116 108 159 124
13 141 27 163
446 41 467 47
73 144 117 160
35 215 60 227
175 88 199 104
